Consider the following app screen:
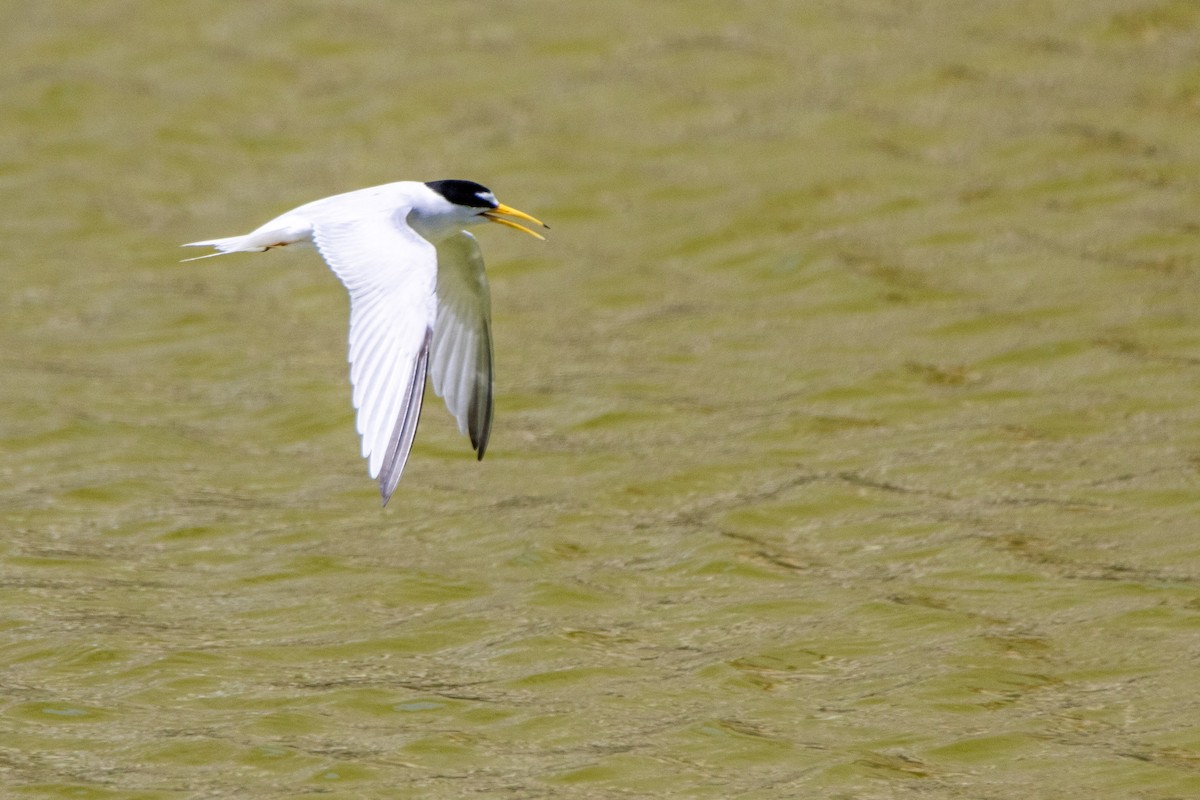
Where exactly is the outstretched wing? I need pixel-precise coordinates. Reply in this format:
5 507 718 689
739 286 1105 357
311 212 438 505
430 231 494 458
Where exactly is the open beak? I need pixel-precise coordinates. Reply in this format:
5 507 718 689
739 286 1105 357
482 203 549 240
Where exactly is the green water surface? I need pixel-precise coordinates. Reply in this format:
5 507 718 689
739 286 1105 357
2 2 1199 798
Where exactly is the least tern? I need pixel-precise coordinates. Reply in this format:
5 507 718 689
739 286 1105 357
183 179 547 505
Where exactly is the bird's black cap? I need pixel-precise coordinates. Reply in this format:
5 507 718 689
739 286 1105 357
425 179 498 209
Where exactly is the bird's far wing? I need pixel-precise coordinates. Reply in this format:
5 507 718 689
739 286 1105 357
430 231 494 459
311 213 438 505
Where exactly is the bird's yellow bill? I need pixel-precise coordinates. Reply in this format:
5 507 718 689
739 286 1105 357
484 203 548 240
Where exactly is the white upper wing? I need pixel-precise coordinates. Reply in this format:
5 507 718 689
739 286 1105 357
311 212 438 505
430 231 494 458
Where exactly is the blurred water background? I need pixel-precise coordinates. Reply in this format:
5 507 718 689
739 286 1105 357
2 2 1199 798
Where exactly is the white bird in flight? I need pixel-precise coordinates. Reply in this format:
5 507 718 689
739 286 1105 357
183 179 548 505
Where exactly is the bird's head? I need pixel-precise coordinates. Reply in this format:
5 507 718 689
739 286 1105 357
424 179 548 240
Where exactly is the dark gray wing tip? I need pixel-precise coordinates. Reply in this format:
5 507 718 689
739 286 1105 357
378 329 433 507
467 378 494 461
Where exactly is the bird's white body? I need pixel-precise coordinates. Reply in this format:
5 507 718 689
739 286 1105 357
183 180 546 505
185 181 480 256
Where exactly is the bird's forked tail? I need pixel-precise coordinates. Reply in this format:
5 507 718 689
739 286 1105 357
180 235 271 262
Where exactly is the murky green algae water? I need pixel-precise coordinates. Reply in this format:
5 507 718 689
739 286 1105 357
2 1 1200 797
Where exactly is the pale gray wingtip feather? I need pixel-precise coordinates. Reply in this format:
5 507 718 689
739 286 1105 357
430 231 496 462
